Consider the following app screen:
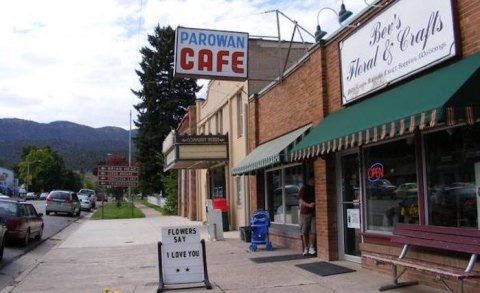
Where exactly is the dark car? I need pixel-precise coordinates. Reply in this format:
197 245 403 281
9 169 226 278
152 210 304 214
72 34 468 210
0 199 44 246
0 217 7 260
96 193 107 202
367 179 396 198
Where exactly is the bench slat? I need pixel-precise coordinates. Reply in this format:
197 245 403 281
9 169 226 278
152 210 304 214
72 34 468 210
392 235 480 254
391 235 480 254
364 252 480 280
391 224 480 254
395 223 480 238
364 224 480 291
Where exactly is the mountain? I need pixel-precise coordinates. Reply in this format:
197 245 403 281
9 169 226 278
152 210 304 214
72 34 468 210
0 118 135 171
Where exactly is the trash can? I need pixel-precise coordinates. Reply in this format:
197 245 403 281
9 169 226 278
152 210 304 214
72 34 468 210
239 226 251 242
212 198 229 231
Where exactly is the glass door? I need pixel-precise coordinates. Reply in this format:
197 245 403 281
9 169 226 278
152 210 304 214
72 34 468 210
337 152 362 262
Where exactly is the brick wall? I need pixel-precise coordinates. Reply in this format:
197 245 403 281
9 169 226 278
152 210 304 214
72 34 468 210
247 0 480 287
458 0 480 56
254 50 324 144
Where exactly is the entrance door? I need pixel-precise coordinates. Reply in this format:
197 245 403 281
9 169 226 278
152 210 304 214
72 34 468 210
337 152 362 262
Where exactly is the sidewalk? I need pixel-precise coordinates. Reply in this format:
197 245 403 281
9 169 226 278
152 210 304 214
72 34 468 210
1 204 441 293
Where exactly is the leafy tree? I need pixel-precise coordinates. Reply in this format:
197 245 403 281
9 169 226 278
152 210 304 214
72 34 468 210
160 170 178 215
17 146 78 192
132 25 200 195
0 156 7 168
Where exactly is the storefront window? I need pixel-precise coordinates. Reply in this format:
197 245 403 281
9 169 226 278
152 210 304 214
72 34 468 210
266 164 305 225
284 165 303 224
210 166 225 199
266 170 281 221
425 125 480 228
364 138 418 232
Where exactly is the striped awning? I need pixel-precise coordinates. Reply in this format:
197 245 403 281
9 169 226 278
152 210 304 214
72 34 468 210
232 124 311 176
290 52 480 160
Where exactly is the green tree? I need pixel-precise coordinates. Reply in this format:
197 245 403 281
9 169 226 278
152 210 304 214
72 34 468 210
18 146 79 192
160 170 177 215
132 25 200 195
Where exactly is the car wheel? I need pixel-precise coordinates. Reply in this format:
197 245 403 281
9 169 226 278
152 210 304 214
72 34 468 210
0 236 5 261
23 229 30 246
36 226 43 240
46 211 50 216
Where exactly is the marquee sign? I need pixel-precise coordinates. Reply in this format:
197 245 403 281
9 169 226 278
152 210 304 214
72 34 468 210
340 0 457 104
174 26 248 80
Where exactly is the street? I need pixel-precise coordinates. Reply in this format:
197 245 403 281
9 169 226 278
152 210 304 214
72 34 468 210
0 199 91 291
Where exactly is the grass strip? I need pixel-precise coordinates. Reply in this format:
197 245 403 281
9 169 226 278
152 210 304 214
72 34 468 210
91 202 145 220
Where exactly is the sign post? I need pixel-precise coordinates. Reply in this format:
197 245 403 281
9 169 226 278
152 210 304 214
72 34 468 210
158 226 211 292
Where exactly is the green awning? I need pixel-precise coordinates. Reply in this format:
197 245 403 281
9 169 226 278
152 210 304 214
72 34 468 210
290 52 480 160
232 124 311 175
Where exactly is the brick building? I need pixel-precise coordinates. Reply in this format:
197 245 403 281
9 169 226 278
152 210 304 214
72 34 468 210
164 38 309 229
234 0 480 291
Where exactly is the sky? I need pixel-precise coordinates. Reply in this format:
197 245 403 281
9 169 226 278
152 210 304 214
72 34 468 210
0 0 369 130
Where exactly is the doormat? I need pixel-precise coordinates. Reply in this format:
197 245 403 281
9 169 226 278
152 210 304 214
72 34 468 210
295 262 355 276
250 254 312 263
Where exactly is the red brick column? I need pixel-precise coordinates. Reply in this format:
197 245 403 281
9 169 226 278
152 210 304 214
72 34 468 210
314 157 337 260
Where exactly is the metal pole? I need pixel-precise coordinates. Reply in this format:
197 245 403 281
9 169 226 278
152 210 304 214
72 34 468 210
129 110 133 217
26 161 30 193
102 186 105 219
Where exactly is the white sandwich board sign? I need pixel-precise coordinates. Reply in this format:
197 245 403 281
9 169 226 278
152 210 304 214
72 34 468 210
158 226 211 292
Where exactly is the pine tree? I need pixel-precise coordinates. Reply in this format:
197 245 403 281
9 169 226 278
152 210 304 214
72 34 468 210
132 25 200 194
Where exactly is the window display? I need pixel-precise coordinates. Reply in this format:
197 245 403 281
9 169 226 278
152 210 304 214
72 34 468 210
266 164 305 225
364 138 418 232
425 125 480 228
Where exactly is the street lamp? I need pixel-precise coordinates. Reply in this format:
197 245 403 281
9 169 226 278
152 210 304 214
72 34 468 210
26 159 41 193
315 0 355 43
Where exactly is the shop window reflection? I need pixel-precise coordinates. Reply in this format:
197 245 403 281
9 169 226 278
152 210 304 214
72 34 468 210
364 138 418 232
266 164 304 225
425 125 480 228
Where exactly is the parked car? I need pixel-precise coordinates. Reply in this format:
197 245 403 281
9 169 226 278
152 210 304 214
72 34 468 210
394 183 418 198
0 217 7 260
96 193 107 202
25 192 37 200
367 179 396 198
78 194 92 212
78 189 97 209
0 199 44 246
0 194 10 200
39 192 49 200
46 190 81 216
273 185 300 210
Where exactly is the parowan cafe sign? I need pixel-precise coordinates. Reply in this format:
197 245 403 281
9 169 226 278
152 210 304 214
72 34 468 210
174 26 248 81
340 0 457 105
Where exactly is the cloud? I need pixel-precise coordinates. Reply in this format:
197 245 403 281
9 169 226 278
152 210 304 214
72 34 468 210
0 0 367 129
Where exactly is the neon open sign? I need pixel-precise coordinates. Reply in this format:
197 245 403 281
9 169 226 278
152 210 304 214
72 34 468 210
367 163 384 182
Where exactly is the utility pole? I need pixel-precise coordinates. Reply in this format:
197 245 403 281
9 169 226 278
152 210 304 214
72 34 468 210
129 109 134 217
26 159 41 194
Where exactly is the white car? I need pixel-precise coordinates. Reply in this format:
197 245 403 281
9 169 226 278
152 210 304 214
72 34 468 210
25 192 37 200
78 195 92 211
39 192 49 200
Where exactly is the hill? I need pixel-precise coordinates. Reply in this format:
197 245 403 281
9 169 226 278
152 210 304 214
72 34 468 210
0 118 134 171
